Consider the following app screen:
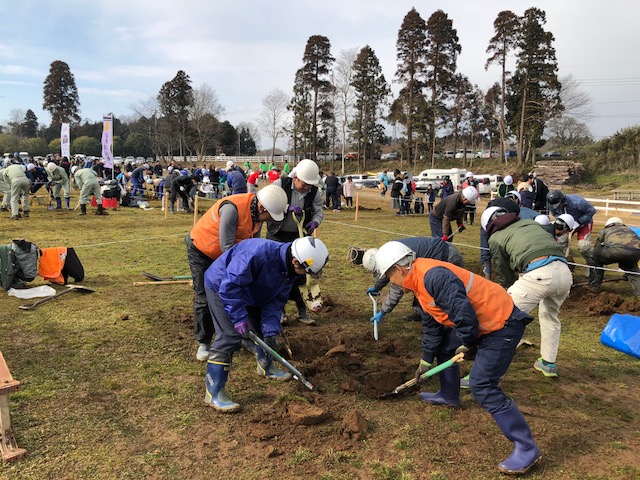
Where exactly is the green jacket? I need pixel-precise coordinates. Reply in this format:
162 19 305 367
74 168 98 189
489 219 565 288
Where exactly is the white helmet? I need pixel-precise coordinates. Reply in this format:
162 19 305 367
555 213 577 231
226 160 235 170
605 216 623 228
505 190 521 204
256 184 288 221
46 162 57 173
461 186 478 204
504 175 513 186
146 178 154 184
465 171 474 179
143 163 150 170
481 206 507 231
71 165 79 175
362 248 378 273
294 159 319 186
291 237 329 276
534 214 550 226
42 160 49 167
203 176 211 184
26 163 35 171
375 241 415 279
167 166 174 173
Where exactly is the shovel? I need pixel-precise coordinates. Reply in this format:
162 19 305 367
247 331 314 391
380 352 465 398
142 271 192 282
368 292 380 340
19 284 95 310
293 214 323 313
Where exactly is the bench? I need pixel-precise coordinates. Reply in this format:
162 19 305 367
0 351 26 462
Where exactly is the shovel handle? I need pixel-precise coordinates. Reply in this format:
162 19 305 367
392 352 465 394
368 293 379 341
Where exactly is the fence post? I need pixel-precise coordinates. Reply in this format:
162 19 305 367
355 192 359 221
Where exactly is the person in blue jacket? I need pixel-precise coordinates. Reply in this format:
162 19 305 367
203 236 329 412
226 161 248 194
130 163 149 196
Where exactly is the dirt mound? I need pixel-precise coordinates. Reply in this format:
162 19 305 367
567 287 640 315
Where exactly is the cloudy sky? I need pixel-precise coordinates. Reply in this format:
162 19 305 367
1 0 638 148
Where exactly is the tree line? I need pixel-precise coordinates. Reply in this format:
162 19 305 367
1 7 600 170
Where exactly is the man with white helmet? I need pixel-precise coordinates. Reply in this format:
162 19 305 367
46 161 71 210
187 184 289 361
267 159 324 325
546 189 596 276
590 217 640 295
363 237 464 323
374 241 540 475
482 205 572 378
429 186 478 240
226 160 248 194
203 236 329 412
1 163 30 219
72 166 108 216
462 172 479 225
497 175 515 198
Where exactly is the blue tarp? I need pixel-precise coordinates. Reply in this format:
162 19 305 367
600 313 640 359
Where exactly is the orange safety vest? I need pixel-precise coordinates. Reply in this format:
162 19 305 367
402 258 513 336
190 193 260 260
38 247 68 285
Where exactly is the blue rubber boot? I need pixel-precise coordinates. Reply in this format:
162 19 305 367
492 401 542 474
205 351 240 413
419 364 461 407
255 346 291 381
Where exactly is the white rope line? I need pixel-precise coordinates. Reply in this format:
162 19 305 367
72 232 186 249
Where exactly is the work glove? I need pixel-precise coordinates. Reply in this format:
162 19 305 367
233 319 253 338
415 359 432 383
370 311 384 324
264 335 280 352
455 344 477 360
288 205 303 216
305 221 318 235
366 287 379 295
456 224 466 232
180 186 185 191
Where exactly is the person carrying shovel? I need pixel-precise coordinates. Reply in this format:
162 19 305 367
374 241 541 475
429 186 478 241
203 236 329 412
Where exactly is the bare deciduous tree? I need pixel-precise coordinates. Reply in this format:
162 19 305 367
189 83 225 160
257 88 289 160
333 48 358 174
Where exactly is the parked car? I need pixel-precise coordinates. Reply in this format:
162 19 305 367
339 174 379 189
380 152 398 160
113 156 123 165
505 150 517 158
543 151 561 157
125 156 135 164
455 149 475 159
135 156 145 164
444 151 455 158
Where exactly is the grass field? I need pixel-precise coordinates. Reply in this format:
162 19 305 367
0 184 639 480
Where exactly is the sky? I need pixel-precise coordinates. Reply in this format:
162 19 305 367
1 0 639 149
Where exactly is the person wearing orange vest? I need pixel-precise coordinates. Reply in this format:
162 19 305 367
185 184 288 362
374 241 541 475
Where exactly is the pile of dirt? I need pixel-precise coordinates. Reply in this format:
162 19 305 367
567 287 640 315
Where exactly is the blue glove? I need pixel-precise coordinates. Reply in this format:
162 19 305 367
233 319 252 338
366 287 378 294
370 311 384 324
288 205 303 216
305 221 318 235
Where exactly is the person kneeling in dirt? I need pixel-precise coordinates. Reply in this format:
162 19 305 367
375 241 541 475
186 185 289 362
203 237 329 412
483 206 572 378
589 217 640 295
362 237 464 322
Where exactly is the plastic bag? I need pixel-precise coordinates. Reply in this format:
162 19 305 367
600 313 640 359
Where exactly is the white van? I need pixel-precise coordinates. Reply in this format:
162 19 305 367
415 168 466 192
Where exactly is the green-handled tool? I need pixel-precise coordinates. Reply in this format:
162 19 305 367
247 331 314 391
380 352 465 398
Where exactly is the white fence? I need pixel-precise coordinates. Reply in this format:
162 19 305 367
585 197 640 217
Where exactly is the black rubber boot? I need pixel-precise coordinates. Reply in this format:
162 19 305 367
79 204 87 215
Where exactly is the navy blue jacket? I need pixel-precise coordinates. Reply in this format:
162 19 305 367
227 169 248 193
204 239 296 338
548 194 596 227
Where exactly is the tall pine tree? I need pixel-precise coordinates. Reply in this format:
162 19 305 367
43 60 81 127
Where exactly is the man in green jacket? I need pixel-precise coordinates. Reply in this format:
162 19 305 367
1 163 30 220
72 166 109 216
483 206 573 378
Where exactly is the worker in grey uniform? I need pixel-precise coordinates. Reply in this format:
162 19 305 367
1 163 30 220
72 166 109 216
46 161 72 210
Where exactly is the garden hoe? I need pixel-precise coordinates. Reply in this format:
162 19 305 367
368 291 380 340
247 331 314 391
380 352 465 399
293 214 322 313
19 285 95 310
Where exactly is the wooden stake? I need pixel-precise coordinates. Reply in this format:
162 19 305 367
193 195 199 226
164 192 168 220
355 192 360 221
0 352 26 462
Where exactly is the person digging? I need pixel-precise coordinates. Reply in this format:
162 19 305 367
374 241 541 475
203 236 329 412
